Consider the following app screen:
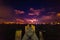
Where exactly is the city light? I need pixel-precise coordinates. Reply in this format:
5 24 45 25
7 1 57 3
57 13 60 17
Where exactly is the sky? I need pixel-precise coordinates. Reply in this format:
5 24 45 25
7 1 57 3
4 0 60 9
0 0 60 24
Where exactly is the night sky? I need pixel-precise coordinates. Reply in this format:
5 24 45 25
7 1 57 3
0 0 60 24
4 0 60 9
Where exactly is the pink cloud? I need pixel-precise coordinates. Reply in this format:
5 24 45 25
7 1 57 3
33 9 41 15
24 18 38 24
29 8 41 16
15 10 25 14
29 8 34 11
28 13 35 15
41 16 52 20
40 8 45 11
38 15 55 23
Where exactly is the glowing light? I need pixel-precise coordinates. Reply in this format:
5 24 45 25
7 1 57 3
50 22 53 24
28 19 38 22
57 22 60 24
42 23 46 24
16 19 25 24
3 22 15 24
25 19 38 24
57 13 60 17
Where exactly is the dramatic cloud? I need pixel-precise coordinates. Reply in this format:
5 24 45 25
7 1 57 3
0 7 60 24
40 16 52 20
16 18 25 24
14 8 60 24
28 13 35 15
29 8 34 11
24 18 38 24
33 9 41 15
15 10 25 14
29 8 41 16
23 15 55 24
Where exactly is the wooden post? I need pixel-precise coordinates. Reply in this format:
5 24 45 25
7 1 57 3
15 30 22 40
39 31 44 40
